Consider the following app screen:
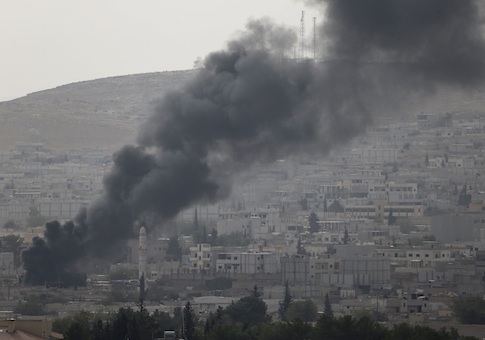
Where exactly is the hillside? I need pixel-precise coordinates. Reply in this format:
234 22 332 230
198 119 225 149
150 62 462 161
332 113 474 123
0 70 196 150
1 65 485 151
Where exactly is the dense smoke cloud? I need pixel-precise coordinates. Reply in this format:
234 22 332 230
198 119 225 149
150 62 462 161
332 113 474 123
320 0 485 84
22 1 485 284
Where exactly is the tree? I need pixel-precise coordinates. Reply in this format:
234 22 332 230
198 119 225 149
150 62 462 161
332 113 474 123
206 276 233 291
1 234 23 268
209 228 218 246
225 294 270 327
324 293 333 317
327 200 344 213
308 212 319 233
14 295 47 316
343 228 349 245
172 307 184 335
139 273 146 302
26 205 48 227
3 220 18 230
92 319 105 340
63 311 94 340
183 301 197 340
112 308 134 340
258 319 313 340
193 207 199 231
398 218 417 234
452 296 485 324
299 197 308 211
296 237 306 256
206 323 247 340
166 236 182 261
252 284 262 299
387 208 397 226
152 310 179 338
111 306 155 340
136 300 156 340
65 321 93 340
57 306 161 340
458 184 471 208
392 162 398 173
279 280 293 321
202 224 207 243
286 300 318 322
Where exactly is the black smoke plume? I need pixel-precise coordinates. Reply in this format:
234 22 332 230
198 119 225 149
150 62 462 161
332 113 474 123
320 0 485 84
22 2 485 285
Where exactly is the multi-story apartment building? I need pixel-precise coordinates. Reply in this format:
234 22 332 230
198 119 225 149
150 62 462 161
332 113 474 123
215 251 278 274
368 181 421 204
345 202 424 219
189 243 212 273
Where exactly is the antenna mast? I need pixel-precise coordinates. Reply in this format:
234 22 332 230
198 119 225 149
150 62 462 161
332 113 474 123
299 11 306 61
313 17 317 62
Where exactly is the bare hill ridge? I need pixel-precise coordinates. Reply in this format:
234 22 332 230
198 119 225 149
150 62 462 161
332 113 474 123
0 70 196 150
1 66 485 151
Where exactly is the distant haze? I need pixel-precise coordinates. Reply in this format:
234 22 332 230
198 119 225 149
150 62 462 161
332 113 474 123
0 0 318 101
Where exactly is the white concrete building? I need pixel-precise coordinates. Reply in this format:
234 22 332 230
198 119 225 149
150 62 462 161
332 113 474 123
216 208 281 240
189 243 212 273
216 251 278 274
368 181 420 204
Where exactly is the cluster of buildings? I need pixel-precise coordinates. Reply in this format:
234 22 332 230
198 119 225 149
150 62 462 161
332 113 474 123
0 111 485 329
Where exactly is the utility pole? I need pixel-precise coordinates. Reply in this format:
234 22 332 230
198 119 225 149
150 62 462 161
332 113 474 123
313 17 317 62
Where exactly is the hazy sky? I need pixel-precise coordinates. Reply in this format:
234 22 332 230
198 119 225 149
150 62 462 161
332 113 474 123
1 0 319 101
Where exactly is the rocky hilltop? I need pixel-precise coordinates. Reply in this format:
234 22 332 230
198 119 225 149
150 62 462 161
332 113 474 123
0 70 196 150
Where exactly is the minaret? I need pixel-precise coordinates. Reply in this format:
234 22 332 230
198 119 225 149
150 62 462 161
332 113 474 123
138 226 147 296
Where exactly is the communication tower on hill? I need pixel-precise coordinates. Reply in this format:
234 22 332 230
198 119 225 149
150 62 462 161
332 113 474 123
299 10 306 61
313 17 317 62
